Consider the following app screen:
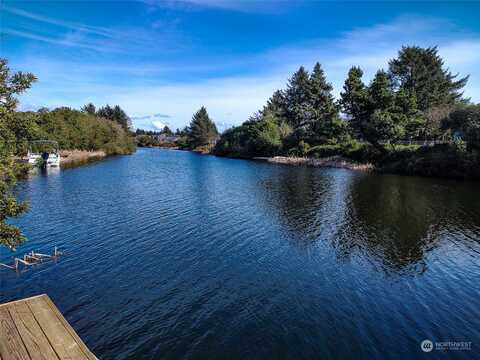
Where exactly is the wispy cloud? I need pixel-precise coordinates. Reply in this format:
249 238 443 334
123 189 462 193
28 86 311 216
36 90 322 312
4 5 186 54
3 28 113 52
13 15 480 130
3 6 116 38
154 113 172 118
142 0 291 13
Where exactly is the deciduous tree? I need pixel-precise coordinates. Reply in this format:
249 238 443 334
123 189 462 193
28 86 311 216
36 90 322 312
0 58 36 250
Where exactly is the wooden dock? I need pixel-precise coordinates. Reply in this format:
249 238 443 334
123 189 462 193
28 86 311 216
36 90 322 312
0 294 96 360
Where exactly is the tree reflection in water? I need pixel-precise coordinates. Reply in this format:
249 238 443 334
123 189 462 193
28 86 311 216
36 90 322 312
259 166 480 275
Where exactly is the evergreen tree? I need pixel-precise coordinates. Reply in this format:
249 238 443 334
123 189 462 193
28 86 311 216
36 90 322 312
389 46 469 111
307 63 342 143
97 104 132 130
284 66 312 128
112 105 131 130
97 105 114 120
362 70 424 147
360 70 400 147
187 107 218 148
263 90 288 122
247 112 282 156
394 89 424 140
368 70 395 111
161 126 173 136
0 58 36 250
339 66 368 137
81 103 96 115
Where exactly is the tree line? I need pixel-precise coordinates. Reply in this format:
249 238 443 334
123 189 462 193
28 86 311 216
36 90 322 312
135 126 176 147
214 46 479 165
81 103 132 131
136 106 219 152
0 58 136 250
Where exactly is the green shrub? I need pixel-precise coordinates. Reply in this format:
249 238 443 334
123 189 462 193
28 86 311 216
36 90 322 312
307 144 342 158
379 144 480 179
14 108 136 155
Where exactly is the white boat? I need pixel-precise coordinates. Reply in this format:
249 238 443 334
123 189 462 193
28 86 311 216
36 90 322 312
27 140 61 167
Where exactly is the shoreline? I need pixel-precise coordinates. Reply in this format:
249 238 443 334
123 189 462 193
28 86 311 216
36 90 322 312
146 147 375 172
145 147 479 180
253 155 374 171
60 150 107 168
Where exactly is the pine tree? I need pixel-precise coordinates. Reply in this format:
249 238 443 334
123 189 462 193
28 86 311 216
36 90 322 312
389 46 469 111
97 104 131 130
81 103 96 115
97 105 114 120
339 66 368 137
362 70 398 147
284 66 312 128
161 126 173 136
368 70 395 110
307 63 341 142
263 90 287 122
362 70 424 147
187 107 218 148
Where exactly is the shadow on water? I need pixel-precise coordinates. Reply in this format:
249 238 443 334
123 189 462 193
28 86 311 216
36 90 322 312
259 166 480 275
343 174 480 274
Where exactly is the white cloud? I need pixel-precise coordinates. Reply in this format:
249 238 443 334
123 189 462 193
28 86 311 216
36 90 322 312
15 16 480 131
107 74 285 130
439 40 480 66
152 121 167 130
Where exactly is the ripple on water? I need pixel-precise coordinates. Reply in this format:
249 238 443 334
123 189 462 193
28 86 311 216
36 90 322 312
2 148 480 359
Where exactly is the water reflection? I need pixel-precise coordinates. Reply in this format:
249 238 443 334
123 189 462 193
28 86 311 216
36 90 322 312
257 166 354 252
260 167 480 274
4 149 480 359
347 175 480 272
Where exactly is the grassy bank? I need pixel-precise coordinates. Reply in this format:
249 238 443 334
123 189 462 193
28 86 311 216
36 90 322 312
59 150 107 168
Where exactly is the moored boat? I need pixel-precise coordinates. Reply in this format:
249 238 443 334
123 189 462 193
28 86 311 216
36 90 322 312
27 140 61 167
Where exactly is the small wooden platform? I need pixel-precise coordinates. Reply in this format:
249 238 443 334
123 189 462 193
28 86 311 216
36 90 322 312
0 294 96 360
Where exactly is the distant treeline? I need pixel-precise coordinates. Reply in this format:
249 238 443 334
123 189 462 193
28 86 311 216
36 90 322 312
212 46 480 178
11 107 136 155
0 58 136 250
136 126 176 147
135 106 219 152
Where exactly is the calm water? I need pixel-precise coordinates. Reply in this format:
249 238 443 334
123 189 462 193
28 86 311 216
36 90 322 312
1 148 479 359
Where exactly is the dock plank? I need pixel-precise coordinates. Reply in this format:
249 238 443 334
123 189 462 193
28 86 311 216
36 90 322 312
0 307 31 360
8 301 59 360
26 297 87 360
41 297 95 360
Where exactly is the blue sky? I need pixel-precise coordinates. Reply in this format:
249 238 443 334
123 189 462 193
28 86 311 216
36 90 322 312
2 1 480 131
